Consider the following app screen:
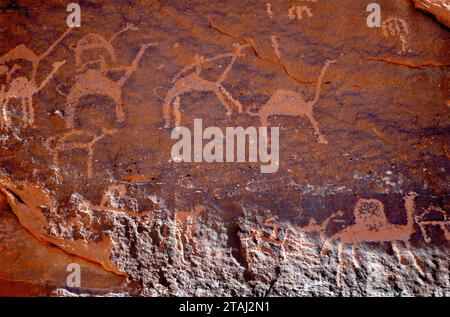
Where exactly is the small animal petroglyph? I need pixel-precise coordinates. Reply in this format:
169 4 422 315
73 184 154 220
247 59 336 144
162 44 248 128
0 29 70 128
240 215 317 265
288 5 314 20
58 24 158 129
315 194 421 287
45 128 116 179
415 206 449 243
174 204 206 262
382 17 410 54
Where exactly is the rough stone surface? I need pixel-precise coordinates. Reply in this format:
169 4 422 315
411 0 450 27
0 0 449 296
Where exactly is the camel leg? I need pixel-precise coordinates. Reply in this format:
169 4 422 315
0 98 8 127
86 146 94 179
321 238 331 255
405 241 423 273
26 97 35 126
392 241 404 264
163 102 172 128
214 87 233 116
173 97 182 127
352 242 362 269
336 242 345 288
19 99 29 127
219 85 243 113
306 112 327 144
1 97 12 128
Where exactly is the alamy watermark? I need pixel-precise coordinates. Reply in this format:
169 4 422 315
171 119 279 173
66 263 81 288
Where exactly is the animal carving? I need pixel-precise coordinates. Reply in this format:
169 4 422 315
0 173 123 275
316 194 421 287
382 17 410 54
241 215 317 264
0 28 70 128
174 204 206 262
1 61 66 127
58 24 158 128
162 44 248 128
45 128 116 179
415 206 449 243
247 59 336 144
288 5 313 20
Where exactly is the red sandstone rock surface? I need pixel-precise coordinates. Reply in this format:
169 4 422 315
411 0 450 27
0 0 449 296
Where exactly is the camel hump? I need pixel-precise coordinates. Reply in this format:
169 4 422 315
354 198 389 232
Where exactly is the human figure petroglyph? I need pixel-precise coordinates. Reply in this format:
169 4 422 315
0 28 70 128
174 204 206 261
58 24 158 129
247 59 336 144
45 128 116 179
382 17 410 54
313 194 422 287
415 206 449 243
162 44 248 128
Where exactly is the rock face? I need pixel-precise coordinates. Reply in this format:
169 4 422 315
0 0 449 296
411 0 450 27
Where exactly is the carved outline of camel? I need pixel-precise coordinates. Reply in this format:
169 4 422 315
0 29 71 127
240 215 317 265
58 24 158 129
45 128 116 179
247 59 336 144
162 44 248 128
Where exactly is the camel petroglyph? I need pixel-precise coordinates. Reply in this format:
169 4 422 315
162 44 248 128
58 24 158 129
0 28 70 128
415 206 449 243
247 59 336 144
382 17 410 54
45 128 116 179
307 194 422 287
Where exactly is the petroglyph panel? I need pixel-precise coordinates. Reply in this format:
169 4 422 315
0 0 448 296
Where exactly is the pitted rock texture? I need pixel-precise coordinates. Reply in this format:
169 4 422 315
0 0 449 296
